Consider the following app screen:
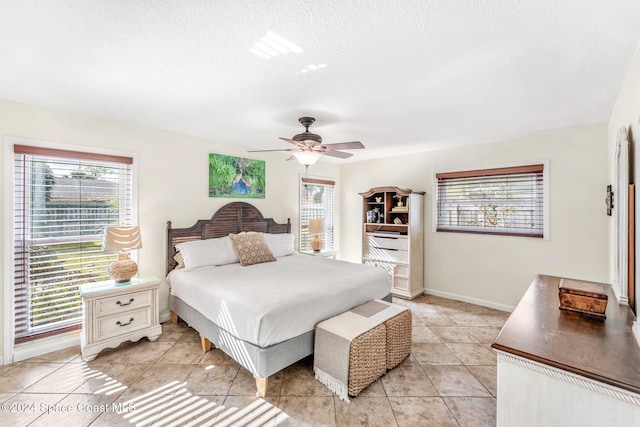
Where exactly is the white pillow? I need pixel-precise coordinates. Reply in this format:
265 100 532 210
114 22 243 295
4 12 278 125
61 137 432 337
263 233 295 258
175 236 239 269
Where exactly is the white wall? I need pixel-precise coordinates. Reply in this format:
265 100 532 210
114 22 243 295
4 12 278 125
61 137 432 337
0 100 341 361
340 126 609 310
609 40 640 312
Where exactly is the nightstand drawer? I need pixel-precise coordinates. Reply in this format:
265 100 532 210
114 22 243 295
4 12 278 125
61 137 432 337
96 307 152 341
95 289 152 317
366 234 408 250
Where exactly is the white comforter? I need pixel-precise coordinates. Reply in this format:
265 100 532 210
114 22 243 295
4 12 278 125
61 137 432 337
168 254 391 347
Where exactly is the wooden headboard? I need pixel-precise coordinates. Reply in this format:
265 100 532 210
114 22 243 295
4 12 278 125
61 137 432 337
166 202 291 275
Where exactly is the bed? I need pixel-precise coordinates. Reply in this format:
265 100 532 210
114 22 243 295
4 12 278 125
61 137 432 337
166 202 392 397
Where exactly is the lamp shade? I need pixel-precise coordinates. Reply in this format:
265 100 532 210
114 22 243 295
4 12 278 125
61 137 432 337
292 151 321 166
103 226 142 252
308 218 325 233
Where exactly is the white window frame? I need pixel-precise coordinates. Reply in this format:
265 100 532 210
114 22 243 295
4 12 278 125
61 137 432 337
432 160 550 240
3 137 138 363
299 175 336 252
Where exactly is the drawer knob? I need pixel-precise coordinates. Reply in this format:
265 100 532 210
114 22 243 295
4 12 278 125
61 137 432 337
116 298 134 307
116 317 134 327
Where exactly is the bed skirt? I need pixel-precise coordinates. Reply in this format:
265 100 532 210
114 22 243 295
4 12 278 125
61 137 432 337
170 295 314 378
170 293 393 378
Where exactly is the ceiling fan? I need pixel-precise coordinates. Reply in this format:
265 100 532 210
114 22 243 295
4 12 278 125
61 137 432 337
249 117 365 165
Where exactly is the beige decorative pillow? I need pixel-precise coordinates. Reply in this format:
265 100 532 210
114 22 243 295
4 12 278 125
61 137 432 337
229 232 276 266
173 252 185 269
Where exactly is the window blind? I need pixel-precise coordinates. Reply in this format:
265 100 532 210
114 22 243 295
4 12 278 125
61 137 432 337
436 164 544 238
13 145 134 343
299 177 336 251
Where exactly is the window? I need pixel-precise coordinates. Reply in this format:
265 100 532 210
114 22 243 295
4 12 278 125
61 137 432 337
12 144 134 343
435 163 546 238
299 176 335 252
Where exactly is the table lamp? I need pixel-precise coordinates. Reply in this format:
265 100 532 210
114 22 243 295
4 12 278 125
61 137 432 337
308 218 325 252
103 225 142 283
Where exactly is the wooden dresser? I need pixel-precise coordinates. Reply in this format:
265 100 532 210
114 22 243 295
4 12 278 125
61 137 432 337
492 275 640 426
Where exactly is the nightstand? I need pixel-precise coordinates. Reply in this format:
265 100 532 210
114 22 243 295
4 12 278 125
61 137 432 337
300 249 337 259
80 277 162 361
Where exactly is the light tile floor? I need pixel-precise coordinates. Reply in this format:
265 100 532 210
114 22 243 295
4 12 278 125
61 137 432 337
0 294 508 426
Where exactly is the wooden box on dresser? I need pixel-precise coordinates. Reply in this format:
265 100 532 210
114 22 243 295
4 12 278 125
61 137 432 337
360 187 425 299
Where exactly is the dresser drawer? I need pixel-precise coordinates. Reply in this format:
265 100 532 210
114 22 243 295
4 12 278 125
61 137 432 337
393 276 410 291
364 260 410 278
366 234 408 250
96 307 152 341
95 289 152 317
364 259 395 275
394 264 409 277
364 247 408 264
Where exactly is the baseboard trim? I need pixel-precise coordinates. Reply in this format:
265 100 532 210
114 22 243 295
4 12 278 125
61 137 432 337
423 288 514 312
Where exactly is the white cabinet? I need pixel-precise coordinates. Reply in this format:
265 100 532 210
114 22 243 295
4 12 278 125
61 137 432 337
80 278 162 361
360 187 425 299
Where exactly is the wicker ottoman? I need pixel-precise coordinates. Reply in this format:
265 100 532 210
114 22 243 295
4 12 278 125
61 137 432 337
347 323 388 396
314 300 412 401
385 309 412 369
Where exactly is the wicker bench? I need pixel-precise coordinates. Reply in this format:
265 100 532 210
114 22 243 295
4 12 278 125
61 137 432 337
314 300 412 401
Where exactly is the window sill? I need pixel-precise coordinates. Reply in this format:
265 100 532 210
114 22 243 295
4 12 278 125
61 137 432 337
12 330 80 363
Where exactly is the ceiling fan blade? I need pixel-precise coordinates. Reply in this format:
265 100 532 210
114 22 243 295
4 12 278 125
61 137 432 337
321 141 365 150
247 148 294 152
321 150 353 159
279 137 305 147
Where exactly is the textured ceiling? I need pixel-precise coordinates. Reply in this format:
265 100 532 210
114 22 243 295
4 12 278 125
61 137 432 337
1 1 639 162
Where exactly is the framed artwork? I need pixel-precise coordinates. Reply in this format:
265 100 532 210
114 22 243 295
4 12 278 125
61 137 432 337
209 154 265 198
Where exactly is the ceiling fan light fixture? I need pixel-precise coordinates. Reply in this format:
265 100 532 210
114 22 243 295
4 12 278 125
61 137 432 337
248 116 365 162
293 151 321 166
